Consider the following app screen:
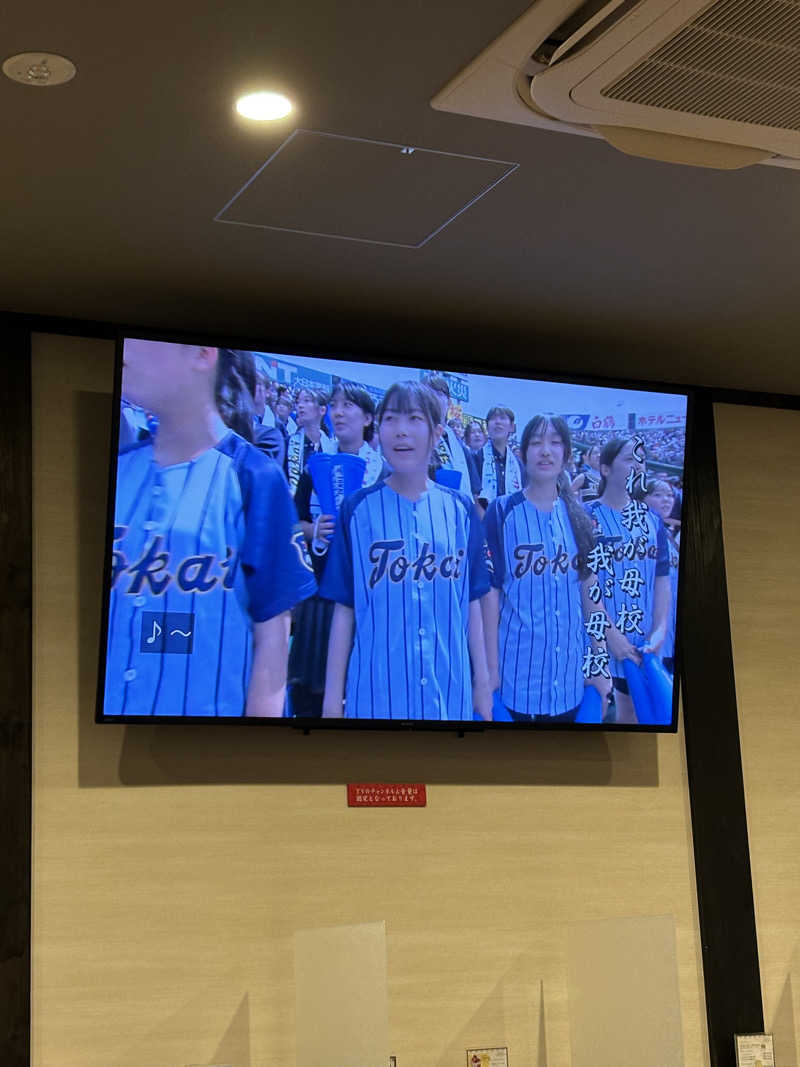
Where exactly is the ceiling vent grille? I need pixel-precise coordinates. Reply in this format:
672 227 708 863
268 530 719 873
602 0 800 131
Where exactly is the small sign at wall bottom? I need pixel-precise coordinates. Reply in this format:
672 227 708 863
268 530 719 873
735 1033 774 1067
467 1048 508 1067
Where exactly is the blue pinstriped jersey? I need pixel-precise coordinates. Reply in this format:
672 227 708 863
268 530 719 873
104 431 316 717
485 492 586 717
586 500 670 678
320 480 490 720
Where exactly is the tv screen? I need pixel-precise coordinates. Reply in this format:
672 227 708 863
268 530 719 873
98 335 688 730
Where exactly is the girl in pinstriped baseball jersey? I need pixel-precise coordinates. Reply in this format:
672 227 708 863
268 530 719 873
586 437 671 724
104 341 316 718
483 415 612 722
320 380 492 721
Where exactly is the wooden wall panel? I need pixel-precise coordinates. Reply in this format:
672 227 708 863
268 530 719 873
32 333 708 1067
716 403 800 1067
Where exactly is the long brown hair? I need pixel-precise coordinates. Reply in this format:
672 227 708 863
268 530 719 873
215 348 256 442
520 414 595 579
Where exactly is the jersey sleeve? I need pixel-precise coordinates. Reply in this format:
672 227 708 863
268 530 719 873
655 520 670 577
483 498 506 589
237 447 317 622
318 493 357 607
466 498 490 600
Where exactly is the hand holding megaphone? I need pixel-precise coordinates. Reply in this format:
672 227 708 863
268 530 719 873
314 514 336 544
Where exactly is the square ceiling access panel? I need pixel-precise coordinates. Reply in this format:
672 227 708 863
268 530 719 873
215 129 518 248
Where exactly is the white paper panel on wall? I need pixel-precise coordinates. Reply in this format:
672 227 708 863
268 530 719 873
294 921 389 1067
567 914 684 1067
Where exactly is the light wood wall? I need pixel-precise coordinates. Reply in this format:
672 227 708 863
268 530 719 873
32 333 711 1066
716 403 800 1067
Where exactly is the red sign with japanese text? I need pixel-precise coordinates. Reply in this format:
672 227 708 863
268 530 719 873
347 783 427 807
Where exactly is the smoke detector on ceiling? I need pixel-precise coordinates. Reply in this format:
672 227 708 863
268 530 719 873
431 0 800 170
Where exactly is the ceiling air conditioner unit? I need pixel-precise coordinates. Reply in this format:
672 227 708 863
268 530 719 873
431 0 800 170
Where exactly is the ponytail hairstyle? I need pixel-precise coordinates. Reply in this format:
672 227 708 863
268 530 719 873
597 437 628 497
295 386 331 434
215 348 257 443
520 414 596 579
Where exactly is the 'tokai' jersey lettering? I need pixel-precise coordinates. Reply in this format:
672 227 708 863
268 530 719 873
484 492 586 718
111 529 240 594
367 539 465 587
320 480 490 721
511 542 578 579
103 432 315 719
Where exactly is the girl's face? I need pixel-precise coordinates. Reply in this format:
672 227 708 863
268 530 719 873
330 392 371 448
524 421 566 484
602 440 644 493
588 446 601 470
646 486 674 520
275 399 291 421
122 339 211 414
295 390 324 428
379 405 441 473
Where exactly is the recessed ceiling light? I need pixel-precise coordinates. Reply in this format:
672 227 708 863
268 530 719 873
2 52 76 87
235 91 292 121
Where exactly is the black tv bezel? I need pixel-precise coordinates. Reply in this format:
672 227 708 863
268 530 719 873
96 325 693 733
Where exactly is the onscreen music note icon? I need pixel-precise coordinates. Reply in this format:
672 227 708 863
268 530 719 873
142 611 194 653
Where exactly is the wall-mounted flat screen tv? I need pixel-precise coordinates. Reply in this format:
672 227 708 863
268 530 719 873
97 334 689 730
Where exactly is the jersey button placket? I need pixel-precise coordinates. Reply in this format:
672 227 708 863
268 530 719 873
406 503 422 718
416 505 436 719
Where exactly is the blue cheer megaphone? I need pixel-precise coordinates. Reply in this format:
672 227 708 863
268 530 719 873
575 685 603 723
622 657 655 725
642 653 674 726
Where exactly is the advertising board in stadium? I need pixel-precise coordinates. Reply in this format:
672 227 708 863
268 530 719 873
98 336 688 731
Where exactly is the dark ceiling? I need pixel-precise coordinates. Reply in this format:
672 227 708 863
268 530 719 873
2 0 799 392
